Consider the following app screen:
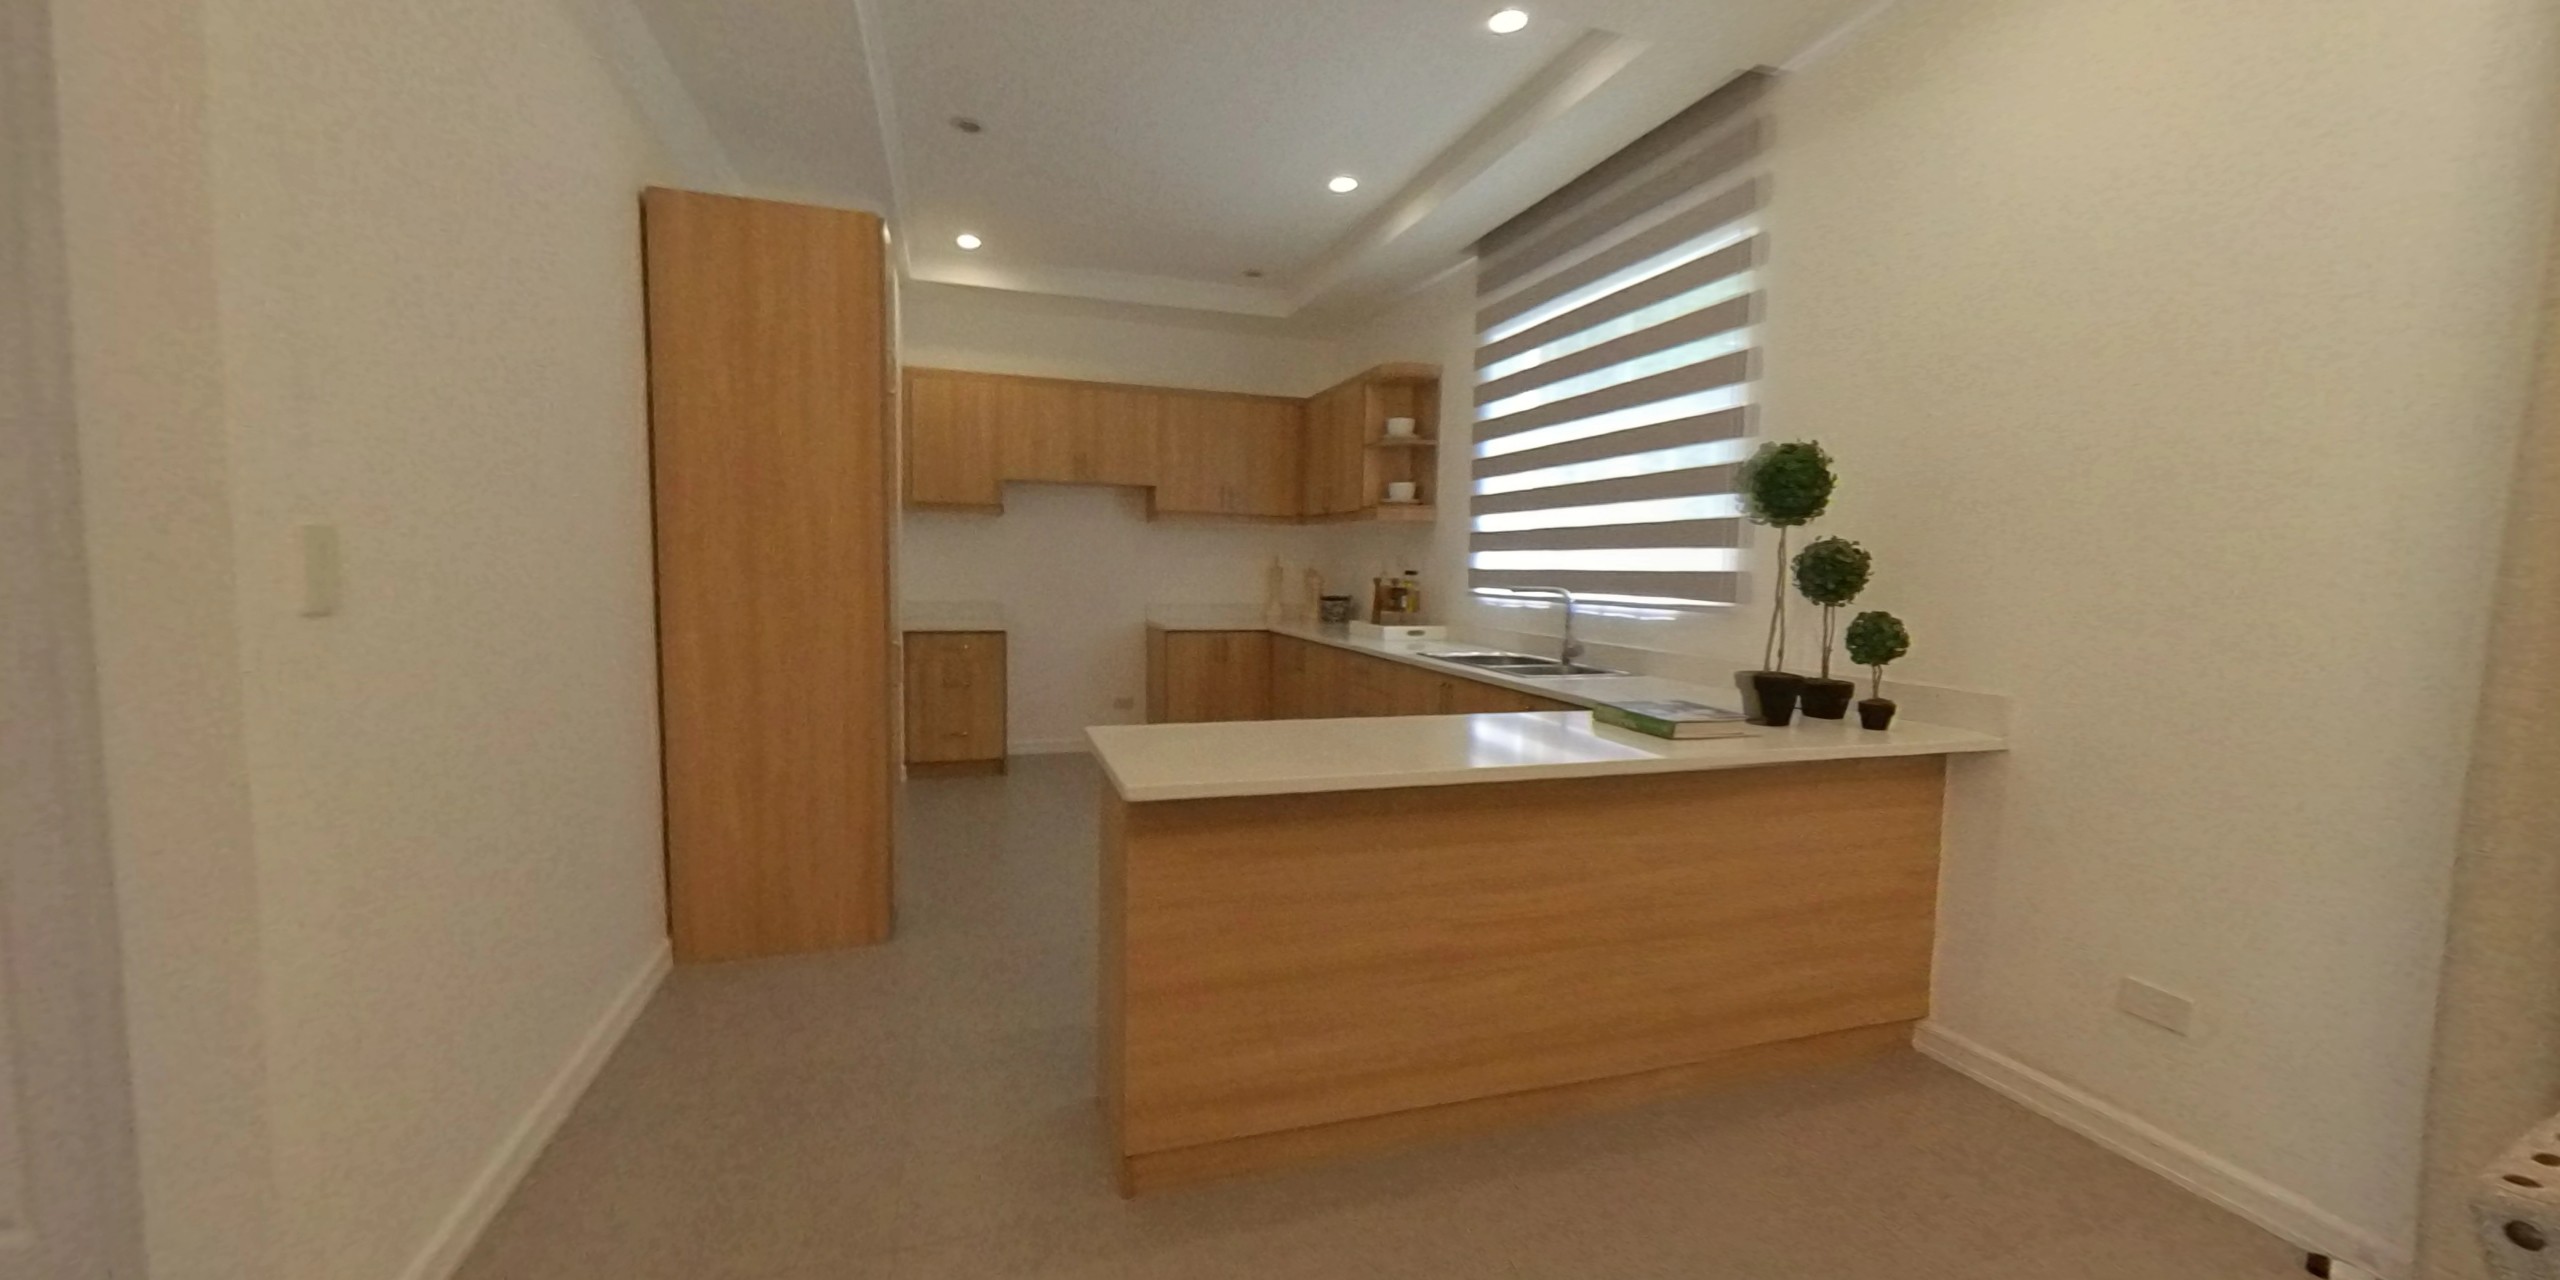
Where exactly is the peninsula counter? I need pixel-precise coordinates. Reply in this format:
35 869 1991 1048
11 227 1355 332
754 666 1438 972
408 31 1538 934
1088 708 2003 1194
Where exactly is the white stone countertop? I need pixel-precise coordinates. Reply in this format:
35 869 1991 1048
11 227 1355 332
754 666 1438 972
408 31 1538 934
1157 617 1781 716
1086 708 2005 802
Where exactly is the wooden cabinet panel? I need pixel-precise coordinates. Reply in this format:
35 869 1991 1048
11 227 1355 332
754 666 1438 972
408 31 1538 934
999 380 1160 487
1149 630 1273 723
906 364 1433 522
1299 381 1367 516
1155 394 1304 517
1447 679 1576 714
905 368 1003 508
1164 631 1577 724
1103 757 1946 1188
904 631 1007 769
644 188 895 962
1233 400 1305 516
1271 636 1316 720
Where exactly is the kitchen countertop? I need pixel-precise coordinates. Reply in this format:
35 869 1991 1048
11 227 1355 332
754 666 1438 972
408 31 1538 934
1151 616 1809 717
1104 615 2004 800
1086 708 2003 802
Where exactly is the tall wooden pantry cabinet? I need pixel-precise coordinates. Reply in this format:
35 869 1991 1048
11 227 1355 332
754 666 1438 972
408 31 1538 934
642 188 898 962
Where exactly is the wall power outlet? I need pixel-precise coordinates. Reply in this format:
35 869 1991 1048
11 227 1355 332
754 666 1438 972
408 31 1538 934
2117 977 2196 1037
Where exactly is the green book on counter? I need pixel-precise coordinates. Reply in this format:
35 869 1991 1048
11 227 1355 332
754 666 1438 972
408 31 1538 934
1593 699 1751 740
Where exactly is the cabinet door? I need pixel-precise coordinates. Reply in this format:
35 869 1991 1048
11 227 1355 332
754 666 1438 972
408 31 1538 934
904 632 1006 763
645 188 895 960
1388 662 1446 717
1152 402 1229 515
1295 641 1341 718
1212 632 1273 720
905 369 1003 508
1270 636 1312 720
1080 385 1162 486
1156 631 1273 722
999 380 1161 487
1446 679 1575 713
1156 394 1303 517
1331 378 1372 514
1337 651 1400 717
1298 392 1332 516
1233 400 1306 516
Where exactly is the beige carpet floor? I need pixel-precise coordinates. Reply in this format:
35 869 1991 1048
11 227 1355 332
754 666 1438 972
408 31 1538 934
456 754 2307 1280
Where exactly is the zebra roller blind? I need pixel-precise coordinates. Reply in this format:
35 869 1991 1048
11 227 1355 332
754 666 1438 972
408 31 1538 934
1469 69 1770 608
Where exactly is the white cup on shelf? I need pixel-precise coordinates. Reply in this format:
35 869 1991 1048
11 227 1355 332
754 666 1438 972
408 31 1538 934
1386 481 1419 503
1384 417 1418 438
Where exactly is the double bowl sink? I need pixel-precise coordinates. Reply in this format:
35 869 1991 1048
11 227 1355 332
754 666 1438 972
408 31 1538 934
1424 651 1621 679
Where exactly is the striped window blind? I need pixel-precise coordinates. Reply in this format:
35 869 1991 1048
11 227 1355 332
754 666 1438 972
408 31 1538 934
1468 70 1770 608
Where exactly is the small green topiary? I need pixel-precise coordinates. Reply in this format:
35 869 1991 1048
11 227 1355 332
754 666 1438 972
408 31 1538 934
1792 537 1872 681
1843 610 1911 700
1736 441 1837 672
1736 441 1835 528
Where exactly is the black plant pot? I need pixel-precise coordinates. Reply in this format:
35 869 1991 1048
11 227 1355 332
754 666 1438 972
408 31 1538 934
1740 671 1805 726
1797 678 1856 720
1857 697 1898 731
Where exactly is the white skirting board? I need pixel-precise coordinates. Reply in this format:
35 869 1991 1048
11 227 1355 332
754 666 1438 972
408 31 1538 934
1008 737 1092 756
1913 1021 2408 1279
396 940 672 1280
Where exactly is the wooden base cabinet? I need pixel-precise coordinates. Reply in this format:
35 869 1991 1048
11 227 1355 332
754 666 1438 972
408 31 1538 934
1146 629 1272 723
905 631 1007 776
644 188 896 963
1168 633 1572 724
1101 757 1946 1193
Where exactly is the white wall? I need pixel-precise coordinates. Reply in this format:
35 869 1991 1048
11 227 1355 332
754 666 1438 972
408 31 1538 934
55 0 708 1275
51 0 282 1271
1372 0 2559 1268
900 282 1430 748
204 3 679 1277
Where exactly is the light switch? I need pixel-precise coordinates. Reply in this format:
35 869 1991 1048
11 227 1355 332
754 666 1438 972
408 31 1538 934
2116 977 2195 1037
298 523 341 618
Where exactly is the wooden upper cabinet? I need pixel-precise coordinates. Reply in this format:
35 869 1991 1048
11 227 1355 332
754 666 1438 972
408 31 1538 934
1300 379 1369 516
905 368 1002 508
901 364 1433 522
1299 364 1441 519
1154 393 1304 518
999 379 1160 488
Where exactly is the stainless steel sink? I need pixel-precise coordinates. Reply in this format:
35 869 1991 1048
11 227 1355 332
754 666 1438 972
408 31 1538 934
1428 653 1620 677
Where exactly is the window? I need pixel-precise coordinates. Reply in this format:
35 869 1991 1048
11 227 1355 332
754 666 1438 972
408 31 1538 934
1468 70 1770 610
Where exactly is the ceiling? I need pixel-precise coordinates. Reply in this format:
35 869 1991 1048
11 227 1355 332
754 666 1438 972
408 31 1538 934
622 0 1884 323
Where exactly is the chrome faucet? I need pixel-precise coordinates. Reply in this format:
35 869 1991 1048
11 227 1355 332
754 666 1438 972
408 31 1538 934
1509 586 1583 666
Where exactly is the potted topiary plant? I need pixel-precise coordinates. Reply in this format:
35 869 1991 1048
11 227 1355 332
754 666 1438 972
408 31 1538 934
1733 441 1836 725
1791 536 1871 720
1843 610 1910 730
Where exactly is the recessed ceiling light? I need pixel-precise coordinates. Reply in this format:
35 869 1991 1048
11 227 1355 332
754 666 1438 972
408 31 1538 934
1327 175 1360 194
1488 8 1529 33
954 233 983 250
